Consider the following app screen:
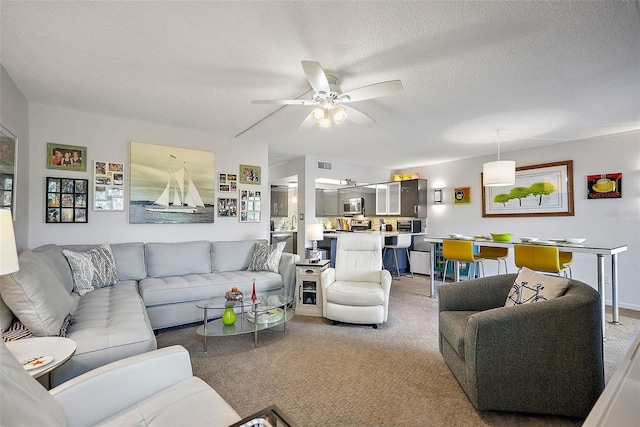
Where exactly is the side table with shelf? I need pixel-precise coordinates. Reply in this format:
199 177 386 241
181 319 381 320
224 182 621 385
295 259 330 317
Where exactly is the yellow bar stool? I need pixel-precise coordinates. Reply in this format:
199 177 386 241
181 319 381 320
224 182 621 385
383 234 413 280
477 246 509 274
442 239 485 284
559 251 573 278
514 245 570 277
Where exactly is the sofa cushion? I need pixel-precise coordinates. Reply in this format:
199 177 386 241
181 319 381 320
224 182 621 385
146 241 211 277
94 377 241 427
211 239 266 272
505 267 570 306
53 281 157 386
110 242 146 281
63 244 120 296
140 270 283 306
32 244 74 293
0 250 73 336
324 280 385 306
439 310 479 358
248 242 285 273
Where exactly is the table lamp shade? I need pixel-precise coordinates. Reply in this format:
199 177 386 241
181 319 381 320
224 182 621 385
307 224 324 242
0 210 19 275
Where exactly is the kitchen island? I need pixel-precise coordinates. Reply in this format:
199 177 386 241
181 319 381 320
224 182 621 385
320 231 425 271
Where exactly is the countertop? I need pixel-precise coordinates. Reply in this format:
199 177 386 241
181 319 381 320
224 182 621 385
322 231 425 239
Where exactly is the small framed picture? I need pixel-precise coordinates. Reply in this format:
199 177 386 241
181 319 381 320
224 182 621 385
93 161 125 211
47 143 87 171
239 164 261 185
46 176 89 223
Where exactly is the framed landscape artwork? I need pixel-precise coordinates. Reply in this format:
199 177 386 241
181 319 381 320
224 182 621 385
129 141 215 224
482 160 574 217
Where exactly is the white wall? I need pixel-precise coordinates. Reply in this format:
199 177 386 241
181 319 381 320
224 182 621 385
270 155 391 255
0 65 30 250
398 132 640 310
28 103 270 247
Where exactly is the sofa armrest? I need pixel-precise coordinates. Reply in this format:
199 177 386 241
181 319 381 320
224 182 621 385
278 252 300 299
464 288 604 416
438 274 516 313
51 346 193 427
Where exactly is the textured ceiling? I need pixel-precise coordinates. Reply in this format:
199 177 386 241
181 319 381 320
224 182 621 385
1 1 639 170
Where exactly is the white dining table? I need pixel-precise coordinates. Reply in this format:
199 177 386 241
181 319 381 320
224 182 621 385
422 236 628 338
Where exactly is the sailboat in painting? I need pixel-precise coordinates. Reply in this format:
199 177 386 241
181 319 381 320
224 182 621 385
145 155 205 213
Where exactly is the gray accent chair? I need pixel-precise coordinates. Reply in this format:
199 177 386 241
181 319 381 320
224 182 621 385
438 274 604 418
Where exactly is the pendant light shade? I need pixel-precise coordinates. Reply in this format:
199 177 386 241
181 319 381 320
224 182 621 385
482 130 515 187
483 160 516 187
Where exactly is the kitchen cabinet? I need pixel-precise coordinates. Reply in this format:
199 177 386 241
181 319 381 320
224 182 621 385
315 189 339 217
270 186 288 217
362 186 376 217
375 182 401 215
400 179 428 217
270 231 297 254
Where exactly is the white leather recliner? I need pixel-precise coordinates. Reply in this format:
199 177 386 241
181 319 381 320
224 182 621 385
0 341 241 427
321 233 392 328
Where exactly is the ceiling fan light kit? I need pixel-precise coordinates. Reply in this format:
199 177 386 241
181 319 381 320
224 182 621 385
252 60 403 130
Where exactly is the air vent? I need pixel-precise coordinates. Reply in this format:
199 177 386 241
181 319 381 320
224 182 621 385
317 161 333 171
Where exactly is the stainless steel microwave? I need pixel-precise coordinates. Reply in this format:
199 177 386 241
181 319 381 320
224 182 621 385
343 198 364 216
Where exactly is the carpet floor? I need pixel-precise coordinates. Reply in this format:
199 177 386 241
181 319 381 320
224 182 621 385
156 274 640 426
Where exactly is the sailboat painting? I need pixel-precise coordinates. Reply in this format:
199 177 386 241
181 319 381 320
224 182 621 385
129 142 215 224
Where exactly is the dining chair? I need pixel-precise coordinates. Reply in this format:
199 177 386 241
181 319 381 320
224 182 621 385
442 239 484 283
477 246 509 274
514 245 570 277
383 234 413 279
559 251 573 278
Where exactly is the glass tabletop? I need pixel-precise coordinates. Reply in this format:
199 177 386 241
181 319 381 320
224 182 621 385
197 294 293 310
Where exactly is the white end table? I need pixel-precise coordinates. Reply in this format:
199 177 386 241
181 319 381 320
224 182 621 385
5 337 76 381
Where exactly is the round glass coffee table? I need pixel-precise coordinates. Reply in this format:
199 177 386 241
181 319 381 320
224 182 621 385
196 295 293 351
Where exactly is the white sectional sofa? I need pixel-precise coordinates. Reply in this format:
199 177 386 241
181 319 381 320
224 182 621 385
0 239 299 387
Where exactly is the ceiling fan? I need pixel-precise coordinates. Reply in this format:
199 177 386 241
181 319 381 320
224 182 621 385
251 60 403 130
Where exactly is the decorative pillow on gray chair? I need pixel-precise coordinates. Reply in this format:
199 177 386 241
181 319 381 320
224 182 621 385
63 244 119 296
248 242 286 273
505 267 569 306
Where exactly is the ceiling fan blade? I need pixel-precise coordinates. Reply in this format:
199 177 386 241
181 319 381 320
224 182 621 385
343 106 376 127
338 80 403 103
301 60 330 95
298 113 316 131
252 99 315 105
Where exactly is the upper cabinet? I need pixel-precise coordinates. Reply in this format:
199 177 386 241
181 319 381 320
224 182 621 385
362 186 376 217
375 182 401 215
400 179 428 217
315 189 339 217
270 185 288 217
375 179 427 217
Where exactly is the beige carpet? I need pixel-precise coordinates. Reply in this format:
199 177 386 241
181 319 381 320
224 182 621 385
156 275 640 426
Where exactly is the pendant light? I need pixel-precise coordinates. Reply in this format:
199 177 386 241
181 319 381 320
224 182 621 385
482 130 515 187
